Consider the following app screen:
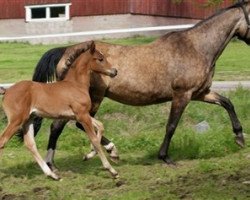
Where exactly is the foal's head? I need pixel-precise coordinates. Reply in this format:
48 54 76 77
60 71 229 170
84 41 117 77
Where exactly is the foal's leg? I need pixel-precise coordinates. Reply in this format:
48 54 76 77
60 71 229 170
77 113 118 178
83 117 119 162
79 118 119 162
78 105 119 161
83 118 103 160
197 91 244 147
23 122 59 180
0 121 21 156
44 119 69 171
158 92 192 164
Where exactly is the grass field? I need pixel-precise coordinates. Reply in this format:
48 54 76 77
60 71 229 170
0 38 249 199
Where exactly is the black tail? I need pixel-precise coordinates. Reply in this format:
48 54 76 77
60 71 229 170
16 46 66 140
32 47 67 82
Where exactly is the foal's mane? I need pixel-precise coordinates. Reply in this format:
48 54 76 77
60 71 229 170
33 41 93 83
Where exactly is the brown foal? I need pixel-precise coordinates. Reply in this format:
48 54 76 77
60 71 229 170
0 41 118 180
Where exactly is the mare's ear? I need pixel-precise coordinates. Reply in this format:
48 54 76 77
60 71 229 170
90 41 95 55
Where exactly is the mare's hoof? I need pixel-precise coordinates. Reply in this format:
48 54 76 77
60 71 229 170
235 134 245 148
163 158 177 166
110 156 120 164
158 155 176 166
47 162 59 173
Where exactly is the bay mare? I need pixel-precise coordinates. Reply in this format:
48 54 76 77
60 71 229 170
0 41 118 179
33 1 249 170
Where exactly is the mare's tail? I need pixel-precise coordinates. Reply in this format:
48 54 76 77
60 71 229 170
16 47 67 140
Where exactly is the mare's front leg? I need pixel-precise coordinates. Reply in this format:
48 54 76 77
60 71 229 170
158 91 192 164
197 91 245 147
44 119 69 171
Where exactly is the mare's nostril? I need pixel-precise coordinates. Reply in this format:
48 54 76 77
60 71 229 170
111 68 118 77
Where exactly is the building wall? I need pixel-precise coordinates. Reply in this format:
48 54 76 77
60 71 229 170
70 0 129 17
130 0 233 19
0 0 25 19
0 0 235 20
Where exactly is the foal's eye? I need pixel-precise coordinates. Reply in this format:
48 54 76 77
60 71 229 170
98 58 104 62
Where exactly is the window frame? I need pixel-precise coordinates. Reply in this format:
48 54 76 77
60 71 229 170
25 3 71 22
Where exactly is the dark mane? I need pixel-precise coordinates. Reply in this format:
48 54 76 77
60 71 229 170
32 47 67 82
190 1 242 30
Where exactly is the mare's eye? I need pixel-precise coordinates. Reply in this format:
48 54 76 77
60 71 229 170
99 58 104 62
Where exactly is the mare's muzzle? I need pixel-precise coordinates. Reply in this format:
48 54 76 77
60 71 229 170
109 68 118 78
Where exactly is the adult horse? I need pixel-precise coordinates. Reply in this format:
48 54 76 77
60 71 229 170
32 1 249 170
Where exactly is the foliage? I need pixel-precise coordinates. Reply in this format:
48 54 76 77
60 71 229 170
172 0 238 6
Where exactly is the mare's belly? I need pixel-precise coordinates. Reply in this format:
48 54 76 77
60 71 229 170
106 80 172 106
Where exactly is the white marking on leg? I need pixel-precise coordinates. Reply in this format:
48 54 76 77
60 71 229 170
84 144 97 160
104 142 115 151
104 142 119 158
24 123 59 180
44 148 55 164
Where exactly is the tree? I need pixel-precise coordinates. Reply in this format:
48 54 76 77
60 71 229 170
172 0 237 6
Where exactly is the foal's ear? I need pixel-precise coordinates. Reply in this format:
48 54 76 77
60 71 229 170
90 41 95 55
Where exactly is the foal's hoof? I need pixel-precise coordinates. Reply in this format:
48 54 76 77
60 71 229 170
108 168 119 179
48 173 61 181
111 172 119 179
235 134 245 148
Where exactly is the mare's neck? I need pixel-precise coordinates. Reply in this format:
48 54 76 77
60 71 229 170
188 7 241 66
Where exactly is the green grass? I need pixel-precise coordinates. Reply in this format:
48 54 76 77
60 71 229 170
0 38 250 199
0 88 249 199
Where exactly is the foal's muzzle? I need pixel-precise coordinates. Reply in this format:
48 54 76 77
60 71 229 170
109 68 118 78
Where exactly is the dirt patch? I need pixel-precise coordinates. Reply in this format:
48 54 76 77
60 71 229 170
0 193 26 200
170 167 250 199
31 186 51 199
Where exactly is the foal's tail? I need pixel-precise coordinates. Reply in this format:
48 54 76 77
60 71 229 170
0 87 6 95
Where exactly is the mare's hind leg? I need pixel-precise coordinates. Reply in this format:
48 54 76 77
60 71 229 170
197 91 244 147
158 91 192 164
44 119 69 171
23 122 60 180
77 113 118 178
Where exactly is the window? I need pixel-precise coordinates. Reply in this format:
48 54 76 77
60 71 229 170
25 3 71 22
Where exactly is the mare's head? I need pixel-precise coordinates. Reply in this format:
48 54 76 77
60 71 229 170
79 41 117 77
235 0 250 44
